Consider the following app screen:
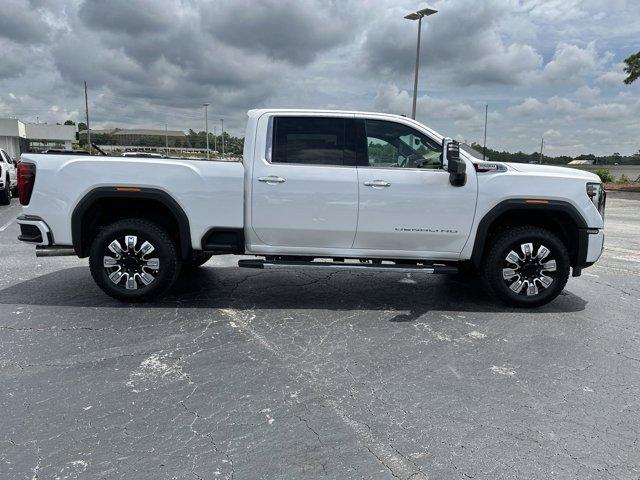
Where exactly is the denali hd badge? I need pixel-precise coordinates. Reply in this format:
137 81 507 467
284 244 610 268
394 227 459 233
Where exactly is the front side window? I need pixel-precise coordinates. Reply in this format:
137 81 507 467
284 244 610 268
365 119 441 169
272 117 351 166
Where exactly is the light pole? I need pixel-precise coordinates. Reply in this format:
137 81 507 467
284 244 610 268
84 80 91 154
203 103 210 160
220 119 225 158
483 104 488 160
404 7 437 119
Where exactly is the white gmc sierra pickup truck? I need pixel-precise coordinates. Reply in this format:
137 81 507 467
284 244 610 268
15 109 605 307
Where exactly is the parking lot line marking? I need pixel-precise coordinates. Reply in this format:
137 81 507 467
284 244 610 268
0 218 14 232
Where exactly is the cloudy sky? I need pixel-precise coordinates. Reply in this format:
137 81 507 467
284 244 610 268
1 0 639 155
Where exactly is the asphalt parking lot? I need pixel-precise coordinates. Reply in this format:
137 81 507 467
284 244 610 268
1 193 639 480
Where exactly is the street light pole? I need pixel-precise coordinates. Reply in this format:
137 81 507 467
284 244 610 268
220 119 225 158
203 103 210 160
483 104 488 160
411 16 422 120
84 80 91 155
404 7 437 120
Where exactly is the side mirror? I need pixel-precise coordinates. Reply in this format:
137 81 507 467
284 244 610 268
442 138 466 187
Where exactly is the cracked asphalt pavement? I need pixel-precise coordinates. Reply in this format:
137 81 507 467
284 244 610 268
1 192 639 479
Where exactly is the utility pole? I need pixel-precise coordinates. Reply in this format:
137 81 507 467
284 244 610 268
84 81 91 155
165 123 169 156
220 119 225 158
482 104 488 160
213 126 217 155
539 137 544 164
203 103 210 160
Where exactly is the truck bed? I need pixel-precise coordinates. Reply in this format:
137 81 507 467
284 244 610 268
19 154 245 249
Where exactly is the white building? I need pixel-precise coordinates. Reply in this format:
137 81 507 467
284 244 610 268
0 118 76 157
0 118 27 158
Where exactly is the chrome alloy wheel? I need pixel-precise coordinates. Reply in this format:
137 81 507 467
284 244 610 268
501 242 557 296
102 235 160 290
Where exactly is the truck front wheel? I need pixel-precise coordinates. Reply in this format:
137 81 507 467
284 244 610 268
481 226 570 308
89 219 181 302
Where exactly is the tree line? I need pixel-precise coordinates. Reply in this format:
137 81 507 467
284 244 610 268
470 143 640 165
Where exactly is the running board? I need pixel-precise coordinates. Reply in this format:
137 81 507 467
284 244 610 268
238 259 458 274
35 245 76 257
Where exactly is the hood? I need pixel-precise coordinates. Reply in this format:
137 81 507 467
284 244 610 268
505 162 600 182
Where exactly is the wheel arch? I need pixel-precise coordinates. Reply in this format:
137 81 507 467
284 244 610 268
71 187 192 260
470 199 588 270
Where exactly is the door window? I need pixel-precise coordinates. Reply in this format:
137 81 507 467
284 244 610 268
272 117 355 166
365 119 441 169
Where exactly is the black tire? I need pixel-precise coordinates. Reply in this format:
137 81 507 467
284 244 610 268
481 226 570 308
0 177 10 205
183 252 213 269
89 219 181 302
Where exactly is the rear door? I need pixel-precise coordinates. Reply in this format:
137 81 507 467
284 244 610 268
250 115 359 248
353 117 477 254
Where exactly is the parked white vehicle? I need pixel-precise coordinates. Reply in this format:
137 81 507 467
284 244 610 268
15 109 605 307
0 148 18 205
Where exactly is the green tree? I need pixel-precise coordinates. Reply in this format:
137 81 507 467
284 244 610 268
623 51 640 84
64 120 76 126
594 169 613 183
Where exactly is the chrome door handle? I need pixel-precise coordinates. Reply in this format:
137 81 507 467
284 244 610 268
363 180 390 187
258 176 286 184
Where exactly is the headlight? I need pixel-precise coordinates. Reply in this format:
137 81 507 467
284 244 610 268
586 182 606 219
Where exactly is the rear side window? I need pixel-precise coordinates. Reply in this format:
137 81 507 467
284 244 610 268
272 117 353 166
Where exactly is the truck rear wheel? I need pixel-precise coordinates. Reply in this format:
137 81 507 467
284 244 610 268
89 219 181 302
481 226 570 308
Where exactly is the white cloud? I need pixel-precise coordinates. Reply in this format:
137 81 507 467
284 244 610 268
574 85 601 101
508 98 545 116
583 103 633 121
547 96 579 114
596 68 627 87
374 83 478 123
542 42 598 83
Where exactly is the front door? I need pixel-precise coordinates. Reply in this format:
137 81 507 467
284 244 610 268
353 118 477 254
251 116 359 249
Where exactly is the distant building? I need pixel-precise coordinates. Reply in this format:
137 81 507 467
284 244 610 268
568 159 596 165
79 127 186 147
0 118 76 157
